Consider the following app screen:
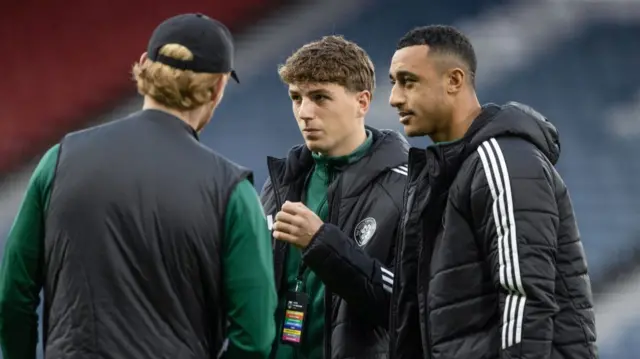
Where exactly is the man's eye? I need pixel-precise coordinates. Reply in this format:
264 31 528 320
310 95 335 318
313 95 328 102
291 96 301 102
400 79 416 88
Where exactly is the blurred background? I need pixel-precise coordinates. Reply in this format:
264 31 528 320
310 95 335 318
0 0 639 357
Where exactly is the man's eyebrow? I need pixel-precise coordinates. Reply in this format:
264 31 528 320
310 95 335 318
397 70 418 79
390 70 418 80
307 89 331 96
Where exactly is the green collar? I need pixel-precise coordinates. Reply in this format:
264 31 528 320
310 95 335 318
312 130 373 166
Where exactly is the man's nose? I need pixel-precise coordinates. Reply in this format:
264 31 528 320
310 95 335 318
389 85 405 109
298 98 315 121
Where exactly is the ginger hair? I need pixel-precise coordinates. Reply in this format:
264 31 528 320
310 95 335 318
132 44 222 111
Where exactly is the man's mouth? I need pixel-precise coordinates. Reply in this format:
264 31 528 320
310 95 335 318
399 111 414 124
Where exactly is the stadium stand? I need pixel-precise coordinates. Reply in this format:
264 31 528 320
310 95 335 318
603 324 640 359
1 0 639 357
0 0 284 176
596 268 640 358
480 21 640 281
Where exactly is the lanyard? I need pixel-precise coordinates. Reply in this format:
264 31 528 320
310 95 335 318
294 263 308 292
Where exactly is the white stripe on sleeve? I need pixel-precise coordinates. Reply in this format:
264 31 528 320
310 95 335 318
391 165 408 176
381 266 394 293
477 138 527 349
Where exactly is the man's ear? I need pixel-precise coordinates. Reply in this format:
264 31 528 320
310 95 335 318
446 67 465 94
210 75 230 103
356 90 372 117
139 52 148 64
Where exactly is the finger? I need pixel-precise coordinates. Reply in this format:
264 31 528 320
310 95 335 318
282 201 311 215
281 201 298 214
281 201 308 214
275 211 298 225
275 212 307 228
273 220 300 235
273 230 299 244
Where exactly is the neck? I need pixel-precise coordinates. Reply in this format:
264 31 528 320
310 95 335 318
142 97 204 132
432 93 482 143
322 126 367 157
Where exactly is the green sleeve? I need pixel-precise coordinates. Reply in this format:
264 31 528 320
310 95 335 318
221 179 277 359
0 144 59 359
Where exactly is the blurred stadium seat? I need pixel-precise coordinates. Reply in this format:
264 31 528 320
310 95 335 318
1 0 639 357
0 0 283 176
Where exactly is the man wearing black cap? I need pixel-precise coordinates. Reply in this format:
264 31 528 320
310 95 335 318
0 13 276 359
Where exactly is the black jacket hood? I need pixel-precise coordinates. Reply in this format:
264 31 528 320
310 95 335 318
468 102 561 164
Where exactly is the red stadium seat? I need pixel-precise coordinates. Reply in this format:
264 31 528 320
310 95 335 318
0 0 279 174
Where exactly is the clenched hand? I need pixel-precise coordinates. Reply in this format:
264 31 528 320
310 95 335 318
273 201 323 248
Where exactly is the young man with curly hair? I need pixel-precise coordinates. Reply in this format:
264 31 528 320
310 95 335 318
0 13 276 359
261 35 408 359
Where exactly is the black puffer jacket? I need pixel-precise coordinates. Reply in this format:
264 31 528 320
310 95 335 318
261 127 408 359
390 103 597 359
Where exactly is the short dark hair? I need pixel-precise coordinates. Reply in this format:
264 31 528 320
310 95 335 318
397 25 477 86
278 35 376 93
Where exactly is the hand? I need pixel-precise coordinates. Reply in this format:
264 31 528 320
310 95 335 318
273 201 324 248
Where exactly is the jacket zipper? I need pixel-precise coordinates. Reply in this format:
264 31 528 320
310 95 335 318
323 168 342 359
389 162 412 355
420 147 449 358
421 207 434 359
267 161 284 247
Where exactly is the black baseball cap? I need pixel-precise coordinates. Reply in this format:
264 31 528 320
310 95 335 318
147 13 239 83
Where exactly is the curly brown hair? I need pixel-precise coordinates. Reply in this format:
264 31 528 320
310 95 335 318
278 35 376 93
132 44 223 111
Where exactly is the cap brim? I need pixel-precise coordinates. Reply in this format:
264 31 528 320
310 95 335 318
231 70 240 83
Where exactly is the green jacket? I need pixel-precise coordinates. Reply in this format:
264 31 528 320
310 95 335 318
0 144 277 359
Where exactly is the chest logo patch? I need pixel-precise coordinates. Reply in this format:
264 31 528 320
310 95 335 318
354 217 377 247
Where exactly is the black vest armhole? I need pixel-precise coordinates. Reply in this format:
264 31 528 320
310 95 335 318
245 171 254 186
220 168 254 239
45 139 65 220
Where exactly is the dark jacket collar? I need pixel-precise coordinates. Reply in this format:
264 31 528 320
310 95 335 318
408 101 561 186
267 126 409 197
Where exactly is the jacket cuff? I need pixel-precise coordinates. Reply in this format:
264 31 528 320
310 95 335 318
302 223 328 257
302 223 353 267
